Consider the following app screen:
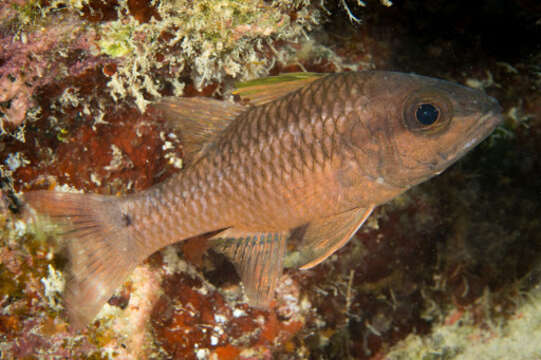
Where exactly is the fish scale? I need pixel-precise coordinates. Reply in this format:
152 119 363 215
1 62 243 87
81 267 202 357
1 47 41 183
23 71 502 328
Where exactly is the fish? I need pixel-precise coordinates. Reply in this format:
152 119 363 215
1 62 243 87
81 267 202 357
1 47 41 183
23 71 503 329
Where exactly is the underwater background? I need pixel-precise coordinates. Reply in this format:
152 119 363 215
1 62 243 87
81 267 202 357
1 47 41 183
0 0 540 359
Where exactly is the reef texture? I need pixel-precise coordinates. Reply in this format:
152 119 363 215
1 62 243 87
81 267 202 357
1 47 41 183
1 0 541 359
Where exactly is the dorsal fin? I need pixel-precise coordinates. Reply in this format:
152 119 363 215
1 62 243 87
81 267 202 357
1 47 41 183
233 72 328 106
285 206 374 269
212 230 287 308
154 97 247 164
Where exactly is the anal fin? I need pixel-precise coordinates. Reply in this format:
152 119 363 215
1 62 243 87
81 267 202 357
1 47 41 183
212 230 287 308
287 206 374 270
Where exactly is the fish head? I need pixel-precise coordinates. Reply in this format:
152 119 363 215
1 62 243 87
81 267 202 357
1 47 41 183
344 72 503 189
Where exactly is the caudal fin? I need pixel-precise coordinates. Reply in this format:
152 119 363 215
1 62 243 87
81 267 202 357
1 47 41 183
24 191 141 330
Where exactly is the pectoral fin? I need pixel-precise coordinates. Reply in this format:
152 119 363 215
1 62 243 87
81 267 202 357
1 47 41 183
154 97 247 164
287 206 374 270
212 230 287 308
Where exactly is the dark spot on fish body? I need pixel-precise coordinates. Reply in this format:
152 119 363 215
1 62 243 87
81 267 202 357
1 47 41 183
122 213 132 227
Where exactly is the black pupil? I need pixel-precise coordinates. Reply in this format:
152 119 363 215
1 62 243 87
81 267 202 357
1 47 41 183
416 103 439 125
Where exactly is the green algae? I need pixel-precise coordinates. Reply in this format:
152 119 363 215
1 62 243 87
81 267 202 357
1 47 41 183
97 22 135 58
0 197 65 319
4 0 322 114
8 0 42 28
0 263 22 299
95 0 321 111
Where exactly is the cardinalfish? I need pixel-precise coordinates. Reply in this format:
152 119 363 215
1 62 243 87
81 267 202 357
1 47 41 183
24 71 502 329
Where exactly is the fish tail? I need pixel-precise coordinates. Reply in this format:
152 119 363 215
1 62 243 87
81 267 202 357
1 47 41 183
24 190 141 330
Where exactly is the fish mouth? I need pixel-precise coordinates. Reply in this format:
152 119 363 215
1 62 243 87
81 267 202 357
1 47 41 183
478 96 503 132
439 105 503 167
461 109 502 150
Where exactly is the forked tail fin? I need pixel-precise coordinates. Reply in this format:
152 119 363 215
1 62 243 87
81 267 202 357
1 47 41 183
24 191 142 330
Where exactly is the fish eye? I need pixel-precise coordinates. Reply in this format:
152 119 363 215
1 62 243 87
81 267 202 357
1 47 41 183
403 89 452 135
416 103 439 125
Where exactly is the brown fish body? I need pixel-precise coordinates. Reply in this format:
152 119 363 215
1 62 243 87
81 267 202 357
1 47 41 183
24 71 502 328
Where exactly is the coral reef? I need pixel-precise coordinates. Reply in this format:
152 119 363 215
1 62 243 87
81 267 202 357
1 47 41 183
1 0 540 359
387 276 541 360
0 0 321 129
